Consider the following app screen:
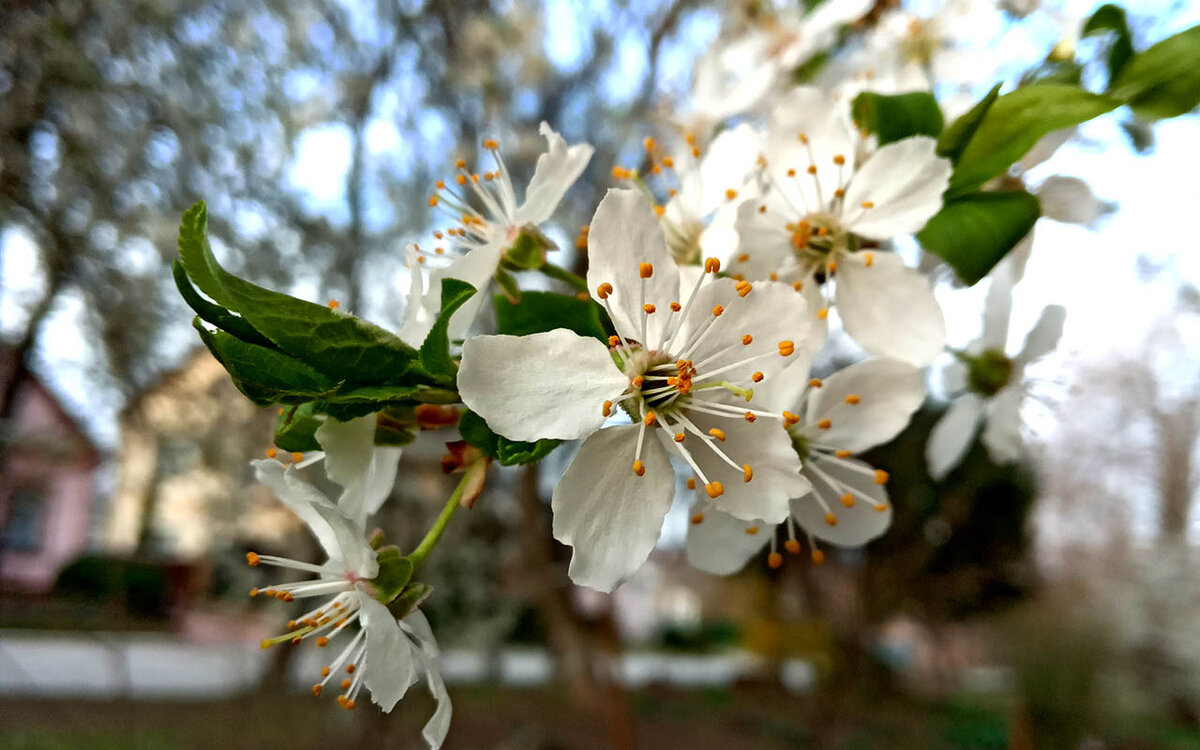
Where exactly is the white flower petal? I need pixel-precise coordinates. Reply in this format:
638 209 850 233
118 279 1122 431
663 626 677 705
794 456 892 547
925 393 985 480
437 241 505 342
697 124 762 215
767 87 859 206
515 122 594 226
980 273 1014 352
1037 176 1111 228
806 358 926 453
551 425 675 593
731 196 797 281
842 136 952 239
359 595 418 713
315 415 400 526
835 250 946 366
251 460 358 571
458 330 628 442
398 245 431 347
698 199 744 265
1016 304 1066 365
400 611 452 749
586 189 681 345
680 405 807 524
981 384 1023 464
685 503 769 575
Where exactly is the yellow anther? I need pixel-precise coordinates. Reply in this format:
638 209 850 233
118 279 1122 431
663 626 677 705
785 539 802 555
686 132 696 145
291 452 304 463
317 637 330 647
246 552 261 567
455 158 466 168
643 136 656 151
603 400 613 417
745 525 759 535
792 280 804 292
833 154 846 166
875 503 890 513
787 168 797 177
686 478 696 490
861 201 875 209
752 372 764 383
639 262 654 278
250 588 260 598
482 138 499 149
818 419 832 430
346 664 356 674
266 447 277 458
470 173 480 183
428 195 439 207
817 308 829 320
597 282 613 299
725 188 739 201
435 180 445 190
783 411 801 426
742 334 753 345
768 552 783 569
758 204 768 214
874 469 889 485
778 340 795 357
663 156 675 167
312 684 323 696
712 305 724 317
798 133 809 144
834 188 845 198
809 378 823 388
455 174 466 185
737 253 750 263
811 549 826 565
611 166 631 180
643 304 656 314
341 678 352 690
743 464 753 483
835 449 852 459
705 481 725 498
864 252 874 267
824 512 838 527
704 257 721 273
691 147 701 157
608 335 620 347
744 412 756 423
653 204 665 217
840 493 854 508
328 299 340 310
807 165 817 175
736 281 753 297
633 375 644 388
633 460 646 477
644 412 658 426
691 512 705 525
674 432 685 443
670 301 681 312
708 428 726 442
827 261 837 273
845 394 861 405
434 247 444 255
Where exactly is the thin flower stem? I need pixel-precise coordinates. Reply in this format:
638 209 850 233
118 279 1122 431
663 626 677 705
408 471 471 573
540 262 588 292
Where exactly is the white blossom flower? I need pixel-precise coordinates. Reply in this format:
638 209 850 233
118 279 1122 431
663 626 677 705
687 357 925 573
732 86 951 366
615 125 761 266
400 123 594 344
925 274 1066 479
457 188 813 592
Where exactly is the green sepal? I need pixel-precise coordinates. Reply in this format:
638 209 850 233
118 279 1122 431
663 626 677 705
274 403 324 453
501 225 557 270
851 91 944 146
957 349 1015 397
178 202 419 386
388 582 433 619
937 83 1002 163
193 318 341 406
791 51 829 84
1082 4 1134 86
367 528 386 550
371 545 414 604
418 278 476 383
916 190 1041 285
494 291 609 343
945 85 1120 197
1111 25 1200 120
458 410 561 466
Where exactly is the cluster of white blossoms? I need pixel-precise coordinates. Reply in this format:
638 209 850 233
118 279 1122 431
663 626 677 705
227 2 1120 745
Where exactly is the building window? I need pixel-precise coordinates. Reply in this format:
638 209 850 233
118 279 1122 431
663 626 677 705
3 487 46 552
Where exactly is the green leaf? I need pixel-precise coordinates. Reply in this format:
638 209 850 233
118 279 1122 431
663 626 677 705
177 201 418 385
458 410 561 466
418 279 476 383
916 191 1041 285
274 403 323 453
1019 59 1084 87
937 83 1002 163
1082 4 1134 85
371 546 414 604
1111 25 1200 119
851 91 944 146
193 319 341 406
947 85 1120 196
494 291 609 342
172 260 274 348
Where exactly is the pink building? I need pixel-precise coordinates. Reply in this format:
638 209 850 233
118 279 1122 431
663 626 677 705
0 370 98 593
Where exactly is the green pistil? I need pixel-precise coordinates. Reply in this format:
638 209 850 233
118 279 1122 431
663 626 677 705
695 381 755 402
956 348 1015 397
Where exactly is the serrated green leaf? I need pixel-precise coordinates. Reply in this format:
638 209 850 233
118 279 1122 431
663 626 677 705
947 85 1120 196
1082 4 1134 86
937 83 1002 163
916 190 1041 285
274 403 323 453
173 259 274 347
851 91 944 146
494 291 609 342
371 546 414 604
458 410 561 466
418 279 476 383
193 319 341 406
1111 25 1200 119
177 201 418 385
